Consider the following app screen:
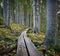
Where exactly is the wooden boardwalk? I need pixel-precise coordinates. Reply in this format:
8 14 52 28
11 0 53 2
17 29 40 56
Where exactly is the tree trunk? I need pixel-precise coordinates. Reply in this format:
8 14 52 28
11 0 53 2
57 0 60 39
32 0 37 33
0 3 2 17
37 0 41 32
30 13 33 27
7 0 11 28
18 3 22 24
24 5 27 26
58 13 60 39
27 11 29 26
15 0 19 24
18 2 23 24
43 0 57 47
19 4 24 25
40 0 46 33
3 0 7 27
11 8 15 23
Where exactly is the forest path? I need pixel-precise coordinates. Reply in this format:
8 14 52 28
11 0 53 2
17 28 40 56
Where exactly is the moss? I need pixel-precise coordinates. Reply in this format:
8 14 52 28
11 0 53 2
0 22 28 56
27 29 45 42
0 17 4 25
27 29 45 50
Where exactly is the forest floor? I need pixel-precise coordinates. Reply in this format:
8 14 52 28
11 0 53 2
0 23 60 56
0 22 46 56
27 29 45 49
0 22 28 56
0 17 60 56
27 29 60 56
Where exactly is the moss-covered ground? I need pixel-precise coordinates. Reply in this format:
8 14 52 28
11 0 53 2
0 22 28 56
27 29 60 56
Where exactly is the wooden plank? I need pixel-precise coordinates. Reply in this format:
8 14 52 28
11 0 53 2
23 31 40 56
24 37 40 56
17 33 28 56
17 29 40 56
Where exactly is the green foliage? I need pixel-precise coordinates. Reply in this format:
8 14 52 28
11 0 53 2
41 22 46 33
27 29 60 56
11 0 15 9
0 22 28 56
58 30 60 39
0 17 4 25
0 0 2 3
11 23 28 35
27 29 45 47
41 40 60 56
52 40 60 52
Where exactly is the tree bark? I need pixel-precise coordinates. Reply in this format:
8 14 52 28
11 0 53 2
3 0 7 27
15 0 19 24
11 8 15 23
24 5 27 26
29 13 33 27
57 0 60 39
57 13 60 39
20 4 24 25
37 0 41 32
40 0 46 33
7 0 11 28
32 0 37 33
43 0 57 47
0 3 2 17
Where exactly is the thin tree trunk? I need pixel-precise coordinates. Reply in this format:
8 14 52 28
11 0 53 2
18 3 22 24
58 13 60 39
24 5 27 25
30 13 33 27
32 0 37 33
15 0 19 24
11 8 15 23
7 0 11 28
21 5 24 25
18 2 20 24
37 0 41 32
26 10 29 26
0 5 1 17
30 0 33 28
40 0 46 33
20 4 22 25
57 0 60 39
3 0 7 27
